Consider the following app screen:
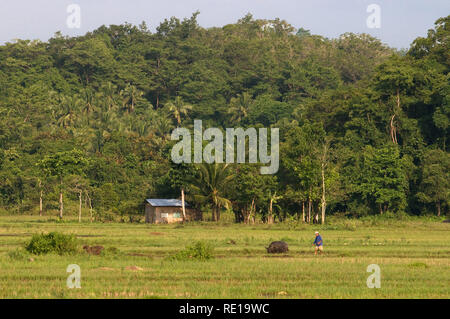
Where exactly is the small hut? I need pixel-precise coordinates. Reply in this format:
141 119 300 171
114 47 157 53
144 199 201 223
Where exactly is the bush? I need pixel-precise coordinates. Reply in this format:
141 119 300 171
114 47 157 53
8 248 30 260
168 241 214 261
25 232 79 255
94 210 117 222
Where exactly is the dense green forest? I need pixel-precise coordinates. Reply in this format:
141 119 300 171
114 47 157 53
0 13 448 222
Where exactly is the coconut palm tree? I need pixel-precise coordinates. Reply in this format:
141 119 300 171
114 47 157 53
152 111 174 140
57 95 82 128
100 82 118 111
82 88 96 116
188 163 233 221
165 96 192 126
228 92 253 124
120 84 142 113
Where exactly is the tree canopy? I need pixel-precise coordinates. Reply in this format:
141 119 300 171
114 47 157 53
0 13 448 220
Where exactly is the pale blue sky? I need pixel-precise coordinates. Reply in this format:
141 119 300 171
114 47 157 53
0 0 448 48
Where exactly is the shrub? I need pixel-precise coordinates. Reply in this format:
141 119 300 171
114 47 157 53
93 210 117 222
343 221 357 231
168 241 214 261
8 248 30 260
25 232 79 255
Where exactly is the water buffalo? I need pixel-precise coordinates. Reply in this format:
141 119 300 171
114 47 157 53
266 241 289 253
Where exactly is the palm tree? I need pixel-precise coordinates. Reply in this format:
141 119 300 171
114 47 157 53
135 120 150 137
188 163 233 222
73 126 96 151
152 111 174 140
57 95 82 128
292 104 306 123
99 107 119 129
80 88 98 126
120 84 142 113
165 96 192 126
100 82 118 111
228 92 253 124
267 191 283 224
82 88 96 116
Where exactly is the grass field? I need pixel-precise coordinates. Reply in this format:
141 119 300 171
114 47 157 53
0 215 449 299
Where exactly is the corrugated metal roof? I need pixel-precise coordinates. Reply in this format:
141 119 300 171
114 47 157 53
145 199 190 207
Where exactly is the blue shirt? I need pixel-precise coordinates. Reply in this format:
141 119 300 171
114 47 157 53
314 235 323 246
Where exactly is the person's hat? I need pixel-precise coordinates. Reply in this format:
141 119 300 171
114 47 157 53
315 231 319 234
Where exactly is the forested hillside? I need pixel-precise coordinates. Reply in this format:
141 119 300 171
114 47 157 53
0 13 448 222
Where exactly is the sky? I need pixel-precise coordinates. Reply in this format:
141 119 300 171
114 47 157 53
0 0 448 49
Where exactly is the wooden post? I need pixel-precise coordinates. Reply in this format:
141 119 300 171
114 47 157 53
59 193 63 219
302 201 305 223
250 198 255 224
78 190 82 223
268 198 273 224
321 160 326 225
181 188 186 222
59 177 63 219
40 190 43 216
86 191 93 222
39 179 43 217
308 198 312 224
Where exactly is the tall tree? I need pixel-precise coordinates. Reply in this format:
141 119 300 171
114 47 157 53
121 84 143 113
416 149 450 216
228 92 253 125
165 96 192 126
188 163 233 222
356 145 408 214
38 150 88 219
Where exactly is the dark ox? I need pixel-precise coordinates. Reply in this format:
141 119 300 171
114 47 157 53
266 241 289 254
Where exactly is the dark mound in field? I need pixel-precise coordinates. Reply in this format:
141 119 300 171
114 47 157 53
266 241 289 254
443 220 450 223
83 245 104 255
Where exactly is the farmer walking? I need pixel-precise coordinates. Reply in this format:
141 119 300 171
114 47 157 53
313 231 323 255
